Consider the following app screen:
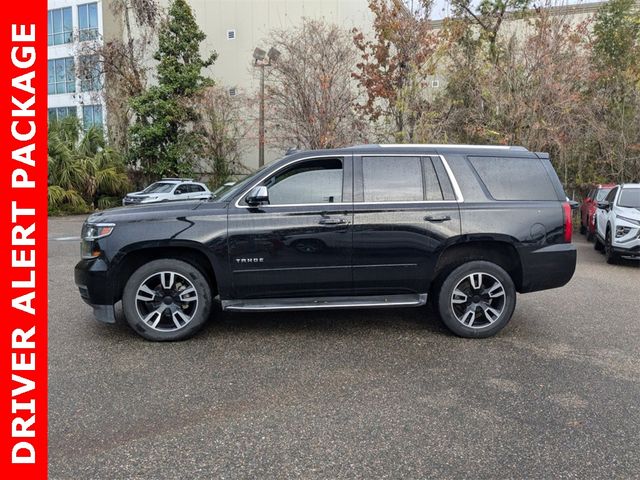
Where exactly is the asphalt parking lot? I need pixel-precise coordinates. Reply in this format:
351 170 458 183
49 215 639 479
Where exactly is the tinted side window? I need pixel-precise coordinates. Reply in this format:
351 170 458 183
468 156 558 201
362 156 423 202
431 156 456 200
266 158 343 205
192 185 205 192
423 157 444 201
605 187 618 203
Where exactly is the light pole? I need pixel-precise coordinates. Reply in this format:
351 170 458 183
253 46 280 167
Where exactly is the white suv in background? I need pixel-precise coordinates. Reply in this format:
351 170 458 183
594 183 640 263
122 179 212 206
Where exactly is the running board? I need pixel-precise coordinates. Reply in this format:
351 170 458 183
222 294 428 312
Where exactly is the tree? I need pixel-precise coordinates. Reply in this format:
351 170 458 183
195 86 250 188
128 0 216 179
352 0 438 141
48 117 130 213
76 0 162 154
265 19 365 150
590 0 640 182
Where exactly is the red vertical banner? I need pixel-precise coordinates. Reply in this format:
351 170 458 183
0 2 48 479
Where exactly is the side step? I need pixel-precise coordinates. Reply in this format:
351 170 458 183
221 294 428 312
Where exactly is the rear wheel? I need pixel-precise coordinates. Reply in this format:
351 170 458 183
122 259 212 341
579 215 586 235
436 261 516 338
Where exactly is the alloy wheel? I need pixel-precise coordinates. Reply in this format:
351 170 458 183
134 271 199 332
450 272 506 329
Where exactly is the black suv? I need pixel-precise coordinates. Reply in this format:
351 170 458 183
75 145 576 341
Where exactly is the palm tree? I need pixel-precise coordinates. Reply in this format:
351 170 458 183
48 117 130 213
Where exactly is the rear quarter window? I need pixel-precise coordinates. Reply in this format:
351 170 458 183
468 156 559 201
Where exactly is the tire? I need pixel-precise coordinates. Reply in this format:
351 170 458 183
594 236 604 252
122 259 212 341
579 215 586 235
605 230 618 265
436 260 516 338
586 229 594 242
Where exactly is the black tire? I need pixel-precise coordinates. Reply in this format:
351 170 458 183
586 229 594 242
605 230 618 265
594 236 604 252
436 260 516 338
122 259 212 341
579 216 586 235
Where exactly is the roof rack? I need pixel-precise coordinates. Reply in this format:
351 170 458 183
160 177 193 182
349 144 528 151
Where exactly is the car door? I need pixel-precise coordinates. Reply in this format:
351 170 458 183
352 154 461 295
189 184 209 200
227 156 353 299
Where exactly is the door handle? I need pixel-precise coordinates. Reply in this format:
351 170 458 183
319 217 347 225
425 215 451 222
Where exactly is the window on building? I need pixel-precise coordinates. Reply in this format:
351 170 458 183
79 55 102 92
48 57 76 95
78 3 99 41
227 29 236 40
228 87 237 96
82 104 103 130
48 7 72 46
48 106 77 122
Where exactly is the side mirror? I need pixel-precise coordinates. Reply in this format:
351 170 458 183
568 200 579 211
597 200 609 210
246 186 269 206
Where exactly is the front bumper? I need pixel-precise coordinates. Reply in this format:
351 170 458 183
74 257 117 323
519 243 577 293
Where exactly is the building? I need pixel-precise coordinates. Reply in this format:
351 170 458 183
155 0 374 169
47 0 119 130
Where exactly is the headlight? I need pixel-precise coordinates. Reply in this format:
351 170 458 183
616 215 640 226
81 223 115 259
82 223 115 240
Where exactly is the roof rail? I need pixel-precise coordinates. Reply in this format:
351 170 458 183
160 177 193 181
375 144 528 151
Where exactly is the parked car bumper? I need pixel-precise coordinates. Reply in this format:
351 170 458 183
74 257 117 323
519 243 577 293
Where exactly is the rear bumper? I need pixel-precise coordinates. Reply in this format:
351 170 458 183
74 258 117 323
519 243 577 293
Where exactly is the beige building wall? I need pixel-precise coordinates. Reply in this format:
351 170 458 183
155 0 374 171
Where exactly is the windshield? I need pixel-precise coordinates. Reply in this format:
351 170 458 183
216 163 273 202
596 188 612 201
142 182 176 194
618 189 640 208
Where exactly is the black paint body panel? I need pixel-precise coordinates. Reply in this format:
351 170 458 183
74 145 577 314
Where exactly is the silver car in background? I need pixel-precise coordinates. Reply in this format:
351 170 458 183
122 178 212 206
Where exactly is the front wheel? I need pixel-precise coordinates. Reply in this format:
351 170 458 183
605 230 618 265
122 259 212 341
436 261 516 338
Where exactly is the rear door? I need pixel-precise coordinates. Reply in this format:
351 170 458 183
352 154 461 295
227 156 353 299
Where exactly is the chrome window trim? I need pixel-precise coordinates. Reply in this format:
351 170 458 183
233 152 464 209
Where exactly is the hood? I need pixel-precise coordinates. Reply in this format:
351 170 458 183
86 200 227 224
616 206 640 218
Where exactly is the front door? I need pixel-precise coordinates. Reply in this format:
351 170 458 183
227 156 353 299
352 154 461 295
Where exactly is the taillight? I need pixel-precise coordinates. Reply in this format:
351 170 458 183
562 202 572 243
